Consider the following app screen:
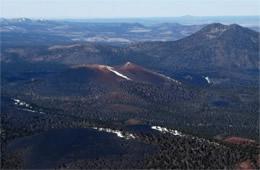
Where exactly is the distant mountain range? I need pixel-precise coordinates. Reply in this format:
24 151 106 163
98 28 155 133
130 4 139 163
2 23 259 86
2 16 259 25
129 23 259 70
0 18 205 46
1 18 259 48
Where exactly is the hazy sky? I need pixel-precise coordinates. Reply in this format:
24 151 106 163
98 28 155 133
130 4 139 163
1 0 259 19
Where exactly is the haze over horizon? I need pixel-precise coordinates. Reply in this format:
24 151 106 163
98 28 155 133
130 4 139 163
1 0 259 19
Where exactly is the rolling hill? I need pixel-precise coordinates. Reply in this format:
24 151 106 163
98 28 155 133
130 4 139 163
33 62 183 97
2 23 259 86
130 23 259 70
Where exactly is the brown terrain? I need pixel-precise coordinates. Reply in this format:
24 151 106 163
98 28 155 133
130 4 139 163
224 137 257 146
115 62 175 86
125 119 141 125
235 160 252 170
70 62 179 86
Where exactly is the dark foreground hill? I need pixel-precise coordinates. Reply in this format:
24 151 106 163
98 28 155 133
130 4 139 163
2 126 259 169
2 62 258 141
1 61 259 169
2 128 155 169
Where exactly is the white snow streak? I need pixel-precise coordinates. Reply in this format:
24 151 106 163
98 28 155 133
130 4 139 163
13 98 45 114
13 99 32 108
107 66 132 80
151 126 183 136
92 127 135 140
161 74 181 84
154 72 181 84
151 126 221 147
205 76 211 84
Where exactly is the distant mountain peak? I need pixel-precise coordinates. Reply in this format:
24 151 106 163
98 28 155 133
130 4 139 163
201 23 246 33
229 23 241 27
201 23 228 34
197 23 251 40
123 61 134 67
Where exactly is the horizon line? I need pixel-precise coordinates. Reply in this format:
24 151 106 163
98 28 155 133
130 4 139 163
1 15 260 20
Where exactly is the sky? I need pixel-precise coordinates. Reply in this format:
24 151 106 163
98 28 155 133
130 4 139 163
1 0 259 19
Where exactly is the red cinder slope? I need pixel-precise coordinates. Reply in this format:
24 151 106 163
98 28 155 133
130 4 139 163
114 62 180 86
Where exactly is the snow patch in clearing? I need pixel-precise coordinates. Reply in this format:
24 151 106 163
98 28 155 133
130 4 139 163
13 98 45 114
92 127 136 140
151 126 183 136
205 76 210 84
107 66 132 80
151 125 222 147
13 99 32 108
21 109 37 113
